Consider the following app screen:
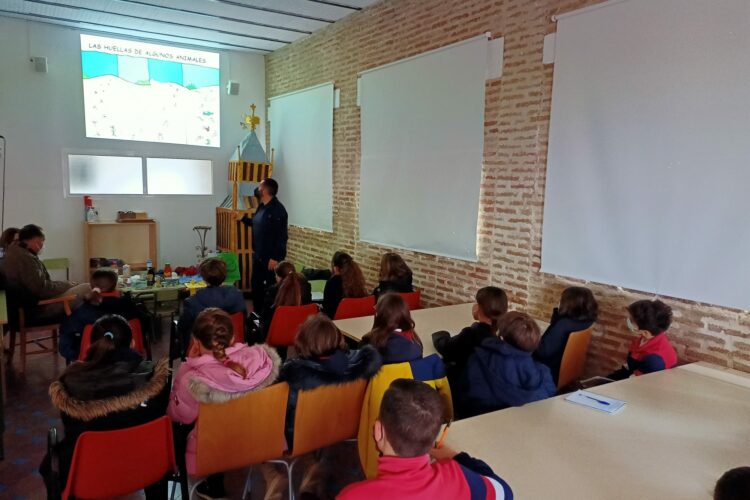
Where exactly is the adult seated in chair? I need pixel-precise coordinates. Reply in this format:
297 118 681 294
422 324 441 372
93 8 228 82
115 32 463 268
1 224 91 322
39 315 170 499
59 269 140 362
177 258 246 354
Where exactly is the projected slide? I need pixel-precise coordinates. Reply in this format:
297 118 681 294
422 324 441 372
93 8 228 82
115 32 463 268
81 34 220 147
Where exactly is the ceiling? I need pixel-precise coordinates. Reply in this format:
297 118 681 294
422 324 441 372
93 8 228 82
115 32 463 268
0 0 380 53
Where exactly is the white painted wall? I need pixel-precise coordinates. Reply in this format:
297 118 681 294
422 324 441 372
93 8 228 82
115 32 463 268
0 17 265 280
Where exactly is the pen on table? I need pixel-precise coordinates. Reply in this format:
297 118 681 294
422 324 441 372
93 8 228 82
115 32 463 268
436 420 452 449
582 393 610 406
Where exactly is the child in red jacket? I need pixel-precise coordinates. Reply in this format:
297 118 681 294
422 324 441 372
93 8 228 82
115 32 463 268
609 299 677 380
338 379 513 500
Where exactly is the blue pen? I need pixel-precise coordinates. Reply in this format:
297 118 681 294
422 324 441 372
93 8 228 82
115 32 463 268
582 393 610 406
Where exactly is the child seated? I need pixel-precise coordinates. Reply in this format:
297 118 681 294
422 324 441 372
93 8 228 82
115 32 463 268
608 299 677 380
432 286 508 387
534 286 598 385
360 293 422 364
178 258 246 353
338 378 513 499
456 312 555 419
714 467 750 500
373 252 414 298
257 260 312 340
322 251 369 318
59 269 139 362
168 308 280 499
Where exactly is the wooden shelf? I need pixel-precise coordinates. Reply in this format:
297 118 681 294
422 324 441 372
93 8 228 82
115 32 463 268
84 221 157 278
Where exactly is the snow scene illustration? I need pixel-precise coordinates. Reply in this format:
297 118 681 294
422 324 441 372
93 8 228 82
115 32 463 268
81 34 220 147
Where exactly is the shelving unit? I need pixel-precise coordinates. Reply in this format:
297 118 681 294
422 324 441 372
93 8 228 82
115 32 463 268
83 221 157 277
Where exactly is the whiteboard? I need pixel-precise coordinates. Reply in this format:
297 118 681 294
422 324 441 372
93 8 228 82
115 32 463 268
358 36 488 261
542 0 750 309
269 82 334 232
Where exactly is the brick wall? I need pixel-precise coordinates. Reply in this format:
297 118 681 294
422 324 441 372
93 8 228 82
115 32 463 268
265 0 750 374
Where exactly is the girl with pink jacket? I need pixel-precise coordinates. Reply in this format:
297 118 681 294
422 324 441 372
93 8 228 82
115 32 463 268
168 307 280 499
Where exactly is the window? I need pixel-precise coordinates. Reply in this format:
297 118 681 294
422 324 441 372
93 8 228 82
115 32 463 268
67 154 143 195
66 154 212 196
146 158 212 195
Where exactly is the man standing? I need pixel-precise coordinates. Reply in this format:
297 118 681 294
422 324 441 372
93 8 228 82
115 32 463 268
239 178 288 312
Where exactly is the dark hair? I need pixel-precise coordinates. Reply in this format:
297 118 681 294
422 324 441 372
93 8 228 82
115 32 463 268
559 287 598 322
627 299 672 335
295 314 348 359
275 272 305 307
332 251 368 298
476 286 508 335
192 308 247 378
0 227 19 250
379 379 444 457
91 269 118 292
200 258 227 287
18 224 44 242
363 293 421 352
498 311 541 352
379 253 412 282
274 261 296 280
262 178 279 196
62 315 133 379
715 467 750 500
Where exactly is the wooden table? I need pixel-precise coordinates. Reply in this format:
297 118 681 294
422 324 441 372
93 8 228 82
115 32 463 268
444 363 750 499
334 303 549 356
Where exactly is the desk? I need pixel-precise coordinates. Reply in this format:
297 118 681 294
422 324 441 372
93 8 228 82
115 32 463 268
334 303 549 357
445 363 750 499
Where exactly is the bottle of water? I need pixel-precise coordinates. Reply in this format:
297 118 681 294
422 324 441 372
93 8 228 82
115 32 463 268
146 258 153 270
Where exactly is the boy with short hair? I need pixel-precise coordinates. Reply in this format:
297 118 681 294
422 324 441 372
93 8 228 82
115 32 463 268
59 269 138 361
338 379 512 499
177 258 246 353
608 299 678 380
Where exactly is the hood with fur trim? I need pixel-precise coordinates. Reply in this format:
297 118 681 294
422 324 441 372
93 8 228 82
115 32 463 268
186 343 281 404
49 358 169 422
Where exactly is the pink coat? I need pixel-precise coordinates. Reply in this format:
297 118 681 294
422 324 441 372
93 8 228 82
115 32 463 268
167 343 281 474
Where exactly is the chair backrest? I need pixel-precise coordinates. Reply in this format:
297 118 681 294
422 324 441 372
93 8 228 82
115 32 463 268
43 257 70 271
557 326 595 390
266 304 319 347
290 379 367 458
79 319 146 361
334 296 376 320
230 311 245 344
217 252 241 284
62 416 175 500
194 382 289 477
399 290 421 310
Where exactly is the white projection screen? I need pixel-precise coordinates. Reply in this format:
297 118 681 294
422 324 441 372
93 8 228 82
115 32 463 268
269 82 334 232
81 34 220 147
358 36 488 261
542 0 750 310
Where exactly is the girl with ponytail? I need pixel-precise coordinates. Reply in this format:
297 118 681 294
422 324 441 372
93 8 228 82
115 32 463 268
41 314 170 498
168 308 281 497
432 286 509 387
256 261 313 341
322 251 369 318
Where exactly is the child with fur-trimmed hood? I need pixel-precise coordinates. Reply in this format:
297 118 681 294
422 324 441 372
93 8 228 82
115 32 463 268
168 308 280 499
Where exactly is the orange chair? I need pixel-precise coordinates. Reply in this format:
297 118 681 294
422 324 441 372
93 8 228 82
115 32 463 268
60 416 177 500
557 326 595 390
78 318 147 361
183 311 247 358
192 382 289 499
333 296 376 320
399 290 422 310
266 304 319 347
270 380 367 497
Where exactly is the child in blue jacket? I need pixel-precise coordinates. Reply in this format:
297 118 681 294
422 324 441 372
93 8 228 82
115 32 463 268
456 311 555 419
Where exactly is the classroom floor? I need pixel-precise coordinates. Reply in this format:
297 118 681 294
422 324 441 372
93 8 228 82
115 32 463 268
1 318 363 499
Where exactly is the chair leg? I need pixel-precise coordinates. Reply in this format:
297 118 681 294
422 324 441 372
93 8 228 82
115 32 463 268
6 331 15 365
52 327 58 352
268 459 297 500
20 330 27 374
242 466 253 500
